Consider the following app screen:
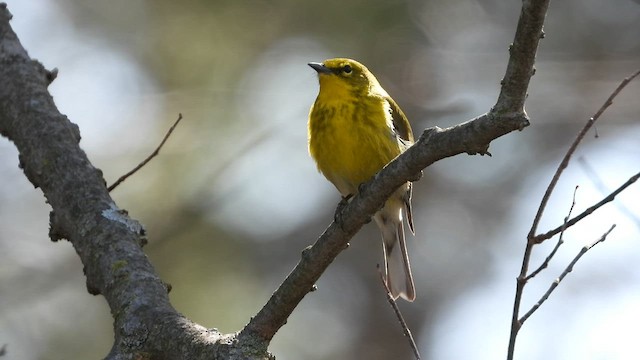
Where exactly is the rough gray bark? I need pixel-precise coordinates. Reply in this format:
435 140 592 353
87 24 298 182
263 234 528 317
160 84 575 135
0 4 249 360
0 0 547 358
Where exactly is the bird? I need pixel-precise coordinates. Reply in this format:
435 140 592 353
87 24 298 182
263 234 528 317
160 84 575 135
307 58 416 301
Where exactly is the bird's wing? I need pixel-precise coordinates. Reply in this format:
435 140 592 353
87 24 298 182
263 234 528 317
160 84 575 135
385 96 416 234
386 96 414 144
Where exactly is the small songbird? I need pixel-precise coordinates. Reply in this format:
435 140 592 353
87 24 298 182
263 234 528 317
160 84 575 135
307 58 416 301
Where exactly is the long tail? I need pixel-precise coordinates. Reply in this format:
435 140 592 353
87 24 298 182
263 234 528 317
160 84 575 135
375 195 415 302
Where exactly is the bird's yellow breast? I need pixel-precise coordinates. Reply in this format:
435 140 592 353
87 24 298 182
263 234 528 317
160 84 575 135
308 91 401 196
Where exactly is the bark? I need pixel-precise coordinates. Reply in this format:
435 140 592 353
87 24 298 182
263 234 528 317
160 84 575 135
0 0 548 357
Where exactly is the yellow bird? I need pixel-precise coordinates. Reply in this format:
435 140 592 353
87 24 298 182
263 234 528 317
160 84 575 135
308 58 416 301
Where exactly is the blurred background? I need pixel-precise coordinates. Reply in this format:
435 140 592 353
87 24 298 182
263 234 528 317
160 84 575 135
1 0 639 359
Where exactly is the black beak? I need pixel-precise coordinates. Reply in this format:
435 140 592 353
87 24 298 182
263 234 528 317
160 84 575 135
308 62 333 74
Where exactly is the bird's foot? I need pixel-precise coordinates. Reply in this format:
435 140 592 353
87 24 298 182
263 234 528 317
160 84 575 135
334 194 353 229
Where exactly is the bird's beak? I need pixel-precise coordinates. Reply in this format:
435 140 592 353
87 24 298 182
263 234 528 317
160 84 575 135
308 62 333 74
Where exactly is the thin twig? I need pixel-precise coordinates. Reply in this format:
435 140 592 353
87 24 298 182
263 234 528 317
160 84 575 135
527 69 640 239
377 265 421 360
578 157 640 231
526 186 579 281
519 224 616 325
108 114 183 192
534 171 640 243
507 69 640 360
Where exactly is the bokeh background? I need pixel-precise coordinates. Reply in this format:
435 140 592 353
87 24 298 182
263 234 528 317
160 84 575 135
1 0 639 359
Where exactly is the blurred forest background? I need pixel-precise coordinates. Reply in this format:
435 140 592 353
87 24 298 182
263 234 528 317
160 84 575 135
1 0 639 359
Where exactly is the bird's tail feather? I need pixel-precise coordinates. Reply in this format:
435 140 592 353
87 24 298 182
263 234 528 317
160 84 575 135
379 209 415 302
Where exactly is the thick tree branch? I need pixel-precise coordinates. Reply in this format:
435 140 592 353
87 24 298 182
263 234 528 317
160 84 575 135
495 0 550 114
241 0 546 343
1 0 548 356
0 4 262 360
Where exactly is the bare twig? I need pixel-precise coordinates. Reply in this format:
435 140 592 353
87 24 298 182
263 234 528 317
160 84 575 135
508 69 640 360
534 171 640 243
526 186 578 281
527 69 640 239
519 224 616 325
578 157 640 230
377 265 420 360
107 113 183 192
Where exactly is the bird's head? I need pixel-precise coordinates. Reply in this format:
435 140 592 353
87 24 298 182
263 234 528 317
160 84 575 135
308 58 384 97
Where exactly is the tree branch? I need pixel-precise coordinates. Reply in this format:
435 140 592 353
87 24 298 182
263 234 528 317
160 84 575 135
378 266 421 360
495 0 550 114
0 4 260 360
520 224 616 325
507 69 640 360
527 68 640 240
240 0 547 343
578 157 640 230
525 186 578 281
1 0 549 356
107 113 183 192
534 171 640 243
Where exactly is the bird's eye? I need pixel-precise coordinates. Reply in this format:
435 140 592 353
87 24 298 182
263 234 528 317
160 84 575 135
342 65 352 74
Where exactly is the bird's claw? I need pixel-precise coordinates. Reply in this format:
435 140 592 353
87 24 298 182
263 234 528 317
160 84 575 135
334 194 353 229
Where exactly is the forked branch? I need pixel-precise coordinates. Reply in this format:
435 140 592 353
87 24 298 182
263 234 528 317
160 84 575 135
507 69 640 360
519 225 616 325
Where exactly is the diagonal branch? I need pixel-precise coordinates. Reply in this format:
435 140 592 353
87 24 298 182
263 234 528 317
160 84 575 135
1 0 549 357
378 267 421 360
0 5 244 360
534 171 640 243
108 113 183 192
527 69 640 240
240 0 548 343
520 224 616 325
578 157 640 230
507 69 640 360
